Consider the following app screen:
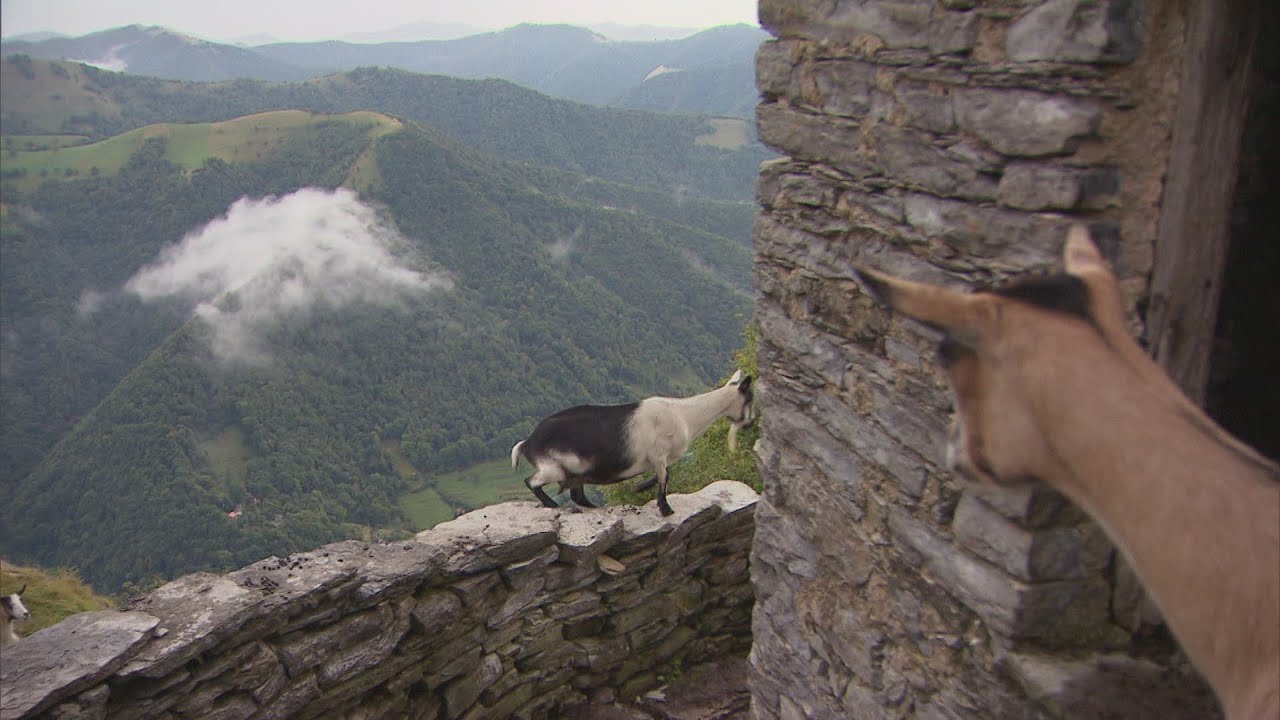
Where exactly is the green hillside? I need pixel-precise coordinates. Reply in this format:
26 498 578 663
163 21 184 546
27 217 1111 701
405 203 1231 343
0 57 772 202
0 113 754 592
2 109 400 191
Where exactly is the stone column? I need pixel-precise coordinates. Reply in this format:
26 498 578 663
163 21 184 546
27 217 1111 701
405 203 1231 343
749 1 1220 718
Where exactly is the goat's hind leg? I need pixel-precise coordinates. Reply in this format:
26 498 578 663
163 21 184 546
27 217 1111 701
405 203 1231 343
656 466 673 516
523 474 560 509
569 483 597 509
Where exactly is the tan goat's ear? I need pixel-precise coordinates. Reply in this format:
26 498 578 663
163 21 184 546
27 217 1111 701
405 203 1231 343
1063 224 1107 275
852 266 988 344
1061 224 1129 333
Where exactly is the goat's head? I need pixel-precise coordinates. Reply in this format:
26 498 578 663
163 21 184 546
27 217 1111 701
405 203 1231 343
724 369 756 451
853 225 1122 486
2 584 30 623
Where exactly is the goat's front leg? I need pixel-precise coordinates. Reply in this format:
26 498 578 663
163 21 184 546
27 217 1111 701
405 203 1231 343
656 466 673 516
524 474 559 509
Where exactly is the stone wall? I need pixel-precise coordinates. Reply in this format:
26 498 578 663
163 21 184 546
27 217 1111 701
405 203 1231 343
749 0 1224 718
0 482 757 720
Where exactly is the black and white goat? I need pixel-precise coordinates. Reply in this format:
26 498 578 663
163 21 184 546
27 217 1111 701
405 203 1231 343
1 584 30 649
511 370 755 515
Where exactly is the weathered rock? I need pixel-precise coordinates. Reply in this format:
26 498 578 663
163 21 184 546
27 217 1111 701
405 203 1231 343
997 161 1083 210
954 88 1101 156
1005 651 1220 719
953 492 1109 582
0 610 158 718
1007 0 1142 63
556 512 625 566
0 483 757 720
751 1 1217 717
420 502 561 573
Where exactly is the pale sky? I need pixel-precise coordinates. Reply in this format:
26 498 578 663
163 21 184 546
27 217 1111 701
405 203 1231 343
1 0 760 43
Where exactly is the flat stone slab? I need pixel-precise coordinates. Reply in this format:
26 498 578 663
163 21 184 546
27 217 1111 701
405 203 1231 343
557 512 625 566
419 502 562 574
0 610 159 718
1006 651 1221 719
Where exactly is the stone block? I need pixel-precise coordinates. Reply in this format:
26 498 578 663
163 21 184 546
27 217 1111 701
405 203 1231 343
967 483 1081 528
410 588 464 633
46 685 109 720
828 0 933 49
756 103 877 178
888 509 1108 640
1007 0 1142 63
869 125 999 200
443 652 503 719
929 11 979 55
997 162 1083 210
420 502 561 574
1005 651 1219 719
954 88 1100 157
953 492 1102 582
116 574 264 680
274 603 395 680
0 611 159 719
894 79 957 134
811 60 878 118
571 635 631 671
756 39 795 99
556 512 624 566
902 192 1066 270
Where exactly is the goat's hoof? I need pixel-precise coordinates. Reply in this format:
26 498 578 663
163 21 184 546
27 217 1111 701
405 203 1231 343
564 503 584 514
658 502 674 516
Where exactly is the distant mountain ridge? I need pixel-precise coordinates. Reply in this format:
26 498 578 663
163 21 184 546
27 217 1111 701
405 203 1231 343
1 22 766 117
0 57 772 201
0 24 312 81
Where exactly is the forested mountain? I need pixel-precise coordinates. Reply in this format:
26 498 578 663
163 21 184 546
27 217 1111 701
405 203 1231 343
2 23 765 117
1 57 771 201
0 25 312 82
1 68 756 591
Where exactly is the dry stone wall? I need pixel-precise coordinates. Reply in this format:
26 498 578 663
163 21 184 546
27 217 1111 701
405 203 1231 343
749 1 1221 718
0 482 757 720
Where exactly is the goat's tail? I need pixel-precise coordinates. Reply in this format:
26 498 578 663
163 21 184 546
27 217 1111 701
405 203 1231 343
510 440 525 469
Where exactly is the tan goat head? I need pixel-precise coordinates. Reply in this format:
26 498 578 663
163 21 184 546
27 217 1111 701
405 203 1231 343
852 225 1280 720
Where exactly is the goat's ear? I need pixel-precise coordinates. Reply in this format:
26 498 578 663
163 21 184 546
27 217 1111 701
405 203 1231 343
853 265 990 345
727 369 744 385
738 375 753 392
1063 225 1108 276
18 584 26 596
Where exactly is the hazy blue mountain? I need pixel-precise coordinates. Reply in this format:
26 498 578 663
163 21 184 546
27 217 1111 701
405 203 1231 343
3 23 765 116
253 23 767 115
0 24 313 81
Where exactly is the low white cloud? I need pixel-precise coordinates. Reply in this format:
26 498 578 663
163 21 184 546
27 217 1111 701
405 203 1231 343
126 187 449 364
75 288 107 318
546 224 584 262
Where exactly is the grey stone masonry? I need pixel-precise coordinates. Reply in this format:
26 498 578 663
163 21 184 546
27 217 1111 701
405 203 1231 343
0 482 758 720
751 0 1217 719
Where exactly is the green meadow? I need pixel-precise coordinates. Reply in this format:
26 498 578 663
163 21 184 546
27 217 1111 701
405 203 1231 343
395 455 532 531
2 109 401 192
